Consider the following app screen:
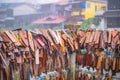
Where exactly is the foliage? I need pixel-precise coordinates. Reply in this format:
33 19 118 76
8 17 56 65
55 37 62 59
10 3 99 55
80 18 100 31
93 18 101 26
0 27 5 32
80 18 94 31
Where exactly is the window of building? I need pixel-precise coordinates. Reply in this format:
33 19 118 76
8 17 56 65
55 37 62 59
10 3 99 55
72 3 82 11
107 17 120 28
95 5 97 11
81 2 86 9
108 0 120 10
87 3 90 8
101 6 106 10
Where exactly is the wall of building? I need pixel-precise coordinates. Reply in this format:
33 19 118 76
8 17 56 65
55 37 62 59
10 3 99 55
66 1 106 25
14 13 41 27
84 1 106 19
104 0 120 28
108 0 120 10
0 5 14 28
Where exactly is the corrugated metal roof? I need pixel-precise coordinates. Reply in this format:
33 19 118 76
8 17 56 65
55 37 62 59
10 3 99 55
0 0 25 3
25 0 59 5
54 0 69 5
33 15 66 24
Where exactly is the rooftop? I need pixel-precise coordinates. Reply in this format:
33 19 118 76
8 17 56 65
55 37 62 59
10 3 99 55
33 15 66 24
0 0 59 4
0 0 25 3
13 4 37 16
91 0 107 3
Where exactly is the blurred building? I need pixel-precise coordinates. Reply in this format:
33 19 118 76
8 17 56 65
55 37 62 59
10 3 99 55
32 0 106 29
53 0 106 25
32 15 66 29
104 0 120 28
0 0 107 29
32 0 68 29
0 1 42 29
0 4 14 28
13 4 41 27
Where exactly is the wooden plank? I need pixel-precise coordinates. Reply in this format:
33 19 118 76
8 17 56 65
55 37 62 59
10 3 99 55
28 31 35 52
